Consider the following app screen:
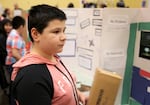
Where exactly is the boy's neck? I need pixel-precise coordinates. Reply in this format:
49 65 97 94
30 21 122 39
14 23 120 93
15 25 24 36
30 47 57 63
15 28 22 36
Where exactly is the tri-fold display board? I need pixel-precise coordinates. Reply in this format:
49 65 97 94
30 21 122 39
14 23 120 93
59 8 150 105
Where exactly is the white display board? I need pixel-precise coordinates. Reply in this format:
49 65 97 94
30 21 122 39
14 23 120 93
102 8 139 105
61 8 103 86
60 8 139 105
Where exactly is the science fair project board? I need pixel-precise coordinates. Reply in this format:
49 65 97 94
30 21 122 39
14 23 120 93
59 8 139 105
59 8 103 86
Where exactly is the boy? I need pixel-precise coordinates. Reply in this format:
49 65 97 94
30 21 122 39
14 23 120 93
11 4 88 105
6 16 25 105
6 16 26 74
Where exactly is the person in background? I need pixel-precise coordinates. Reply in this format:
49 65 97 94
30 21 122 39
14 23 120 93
141 0 147 8
116 0 126 8
67 2 74 8
83 2 97 8
0 19 12 85
0 19 12 34
2 8 12 20
0 19 12 69
14 3 22 10
13 3 23 17
6 16 26 74
11 4 88 105
100 3 107 8
0 18 12 105
6 16 25 105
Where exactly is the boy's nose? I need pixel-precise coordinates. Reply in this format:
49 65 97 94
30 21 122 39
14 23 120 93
60 33 66 40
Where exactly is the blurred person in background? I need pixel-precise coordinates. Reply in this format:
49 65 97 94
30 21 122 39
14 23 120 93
116 0 126 8
6 16 26 74
67 2 75 8
0 18 12 105
6 16 26 105
2 8 12 20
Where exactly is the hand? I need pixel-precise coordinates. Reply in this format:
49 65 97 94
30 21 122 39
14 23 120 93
77 90 89 105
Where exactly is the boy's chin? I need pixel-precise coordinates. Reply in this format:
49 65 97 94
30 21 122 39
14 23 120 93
57 50 63 53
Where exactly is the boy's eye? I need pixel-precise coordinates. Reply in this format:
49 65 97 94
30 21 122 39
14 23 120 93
51 28 66 34
53 30 60 34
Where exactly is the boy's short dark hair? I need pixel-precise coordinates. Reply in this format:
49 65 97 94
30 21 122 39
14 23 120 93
28 4 67 42
12 16 25 29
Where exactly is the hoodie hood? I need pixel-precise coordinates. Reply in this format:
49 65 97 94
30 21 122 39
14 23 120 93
11 53 60 81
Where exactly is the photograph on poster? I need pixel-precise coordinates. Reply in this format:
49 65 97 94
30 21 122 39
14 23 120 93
58 39 76 57
77 47 93 57
92 19 102 26
93 10 101 16
80 18 90 29
95 28 102 36
139 31 150 60
78 55 92 70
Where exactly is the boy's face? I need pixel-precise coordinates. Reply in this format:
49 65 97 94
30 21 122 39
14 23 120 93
32 19 66 56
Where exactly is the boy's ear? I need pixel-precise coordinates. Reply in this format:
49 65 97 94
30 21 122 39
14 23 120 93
31 28 40 42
